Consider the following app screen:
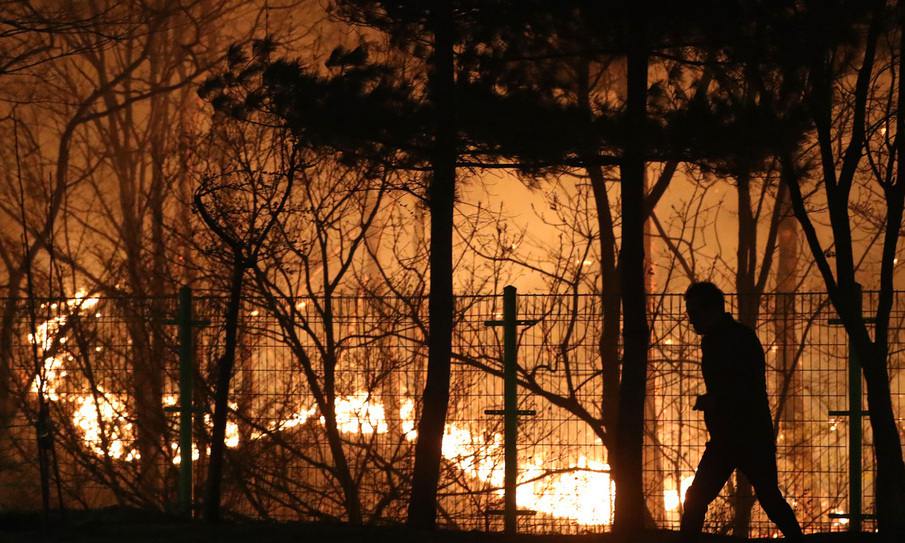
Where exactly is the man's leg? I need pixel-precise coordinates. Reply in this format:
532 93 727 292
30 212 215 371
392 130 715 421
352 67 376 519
680 442 734 542
739 446 803 540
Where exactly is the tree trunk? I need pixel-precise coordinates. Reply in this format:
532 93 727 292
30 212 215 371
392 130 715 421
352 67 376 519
858 342 905 541
407 0 456 530
322 293 363 524
579 58 622 485
322 393 364 524
643 162 665 526
203 257 244 523
0 273 23 436
866 7 905 537
129 317 165 504
589 165 622 443
732 171 757 537
144 45 170 503
613 11 650 535
773 182 807 489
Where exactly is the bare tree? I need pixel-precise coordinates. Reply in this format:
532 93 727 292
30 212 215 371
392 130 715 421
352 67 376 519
193 116 296 522
781 1 905 537
249 158 390 524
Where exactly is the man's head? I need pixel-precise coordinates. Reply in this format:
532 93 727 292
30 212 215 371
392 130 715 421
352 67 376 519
685 281 726 335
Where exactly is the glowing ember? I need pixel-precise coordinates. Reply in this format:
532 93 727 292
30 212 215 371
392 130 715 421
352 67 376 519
832 510 850 527
442 423 505 487
251 405 318 440
203 407 241 449
29 316 66 352
171 441 200 465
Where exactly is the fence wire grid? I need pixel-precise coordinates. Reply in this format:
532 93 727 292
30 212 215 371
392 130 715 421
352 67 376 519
1 290 903 537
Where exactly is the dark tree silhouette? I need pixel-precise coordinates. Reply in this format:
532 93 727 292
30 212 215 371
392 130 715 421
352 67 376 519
610 5 651 535
408 0 457 529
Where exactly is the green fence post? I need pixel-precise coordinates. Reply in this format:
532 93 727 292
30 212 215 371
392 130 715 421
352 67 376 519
502 285 518 534
164 286 205 516
828 283 873 531
483 286 537 533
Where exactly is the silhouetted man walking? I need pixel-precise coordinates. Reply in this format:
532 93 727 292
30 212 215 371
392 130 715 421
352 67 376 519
681 282 803 541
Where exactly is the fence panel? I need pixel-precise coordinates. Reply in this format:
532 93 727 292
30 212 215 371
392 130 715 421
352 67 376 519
0 290 902 537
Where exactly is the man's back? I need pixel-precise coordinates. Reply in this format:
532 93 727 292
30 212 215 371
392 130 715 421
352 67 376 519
700 313 774 446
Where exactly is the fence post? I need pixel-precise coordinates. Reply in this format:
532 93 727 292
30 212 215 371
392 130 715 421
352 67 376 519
502 286 518 533
483 286 536 533
828 283 872 531
165 286 209 516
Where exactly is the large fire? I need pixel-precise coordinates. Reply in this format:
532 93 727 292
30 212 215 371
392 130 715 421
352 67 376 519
26 295 693 526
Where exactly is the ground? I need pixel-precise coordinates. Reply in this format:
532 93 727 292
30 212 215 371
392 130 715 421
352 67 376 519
0 509 881 543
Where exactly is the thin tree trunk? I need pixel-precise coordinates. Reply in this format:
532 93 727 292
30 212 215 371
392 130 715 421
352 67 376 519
643 163 665 526
321 292 363 523
773 182 806 476
203 257 244 523
578 59 621 472
407 0 456 530
863 9 905 534
0 273 23 438
590 166 622 445
321 389 364 524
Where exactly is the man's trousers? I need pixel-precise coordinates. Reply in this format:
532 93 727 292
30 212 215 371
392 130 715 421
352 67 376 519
679 440 803 541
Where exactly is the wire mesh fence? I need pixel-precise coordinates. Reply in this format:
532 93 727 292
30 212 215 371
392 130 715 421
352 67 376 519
0 290 903 536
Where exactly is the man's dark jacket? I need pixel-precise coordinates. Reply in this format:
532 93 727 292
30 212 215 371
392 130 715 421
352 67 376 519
700 313 775 447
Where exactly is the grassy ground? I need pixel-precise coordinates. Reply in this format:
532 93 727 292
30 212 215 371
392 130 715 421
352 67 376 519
0 509 880 543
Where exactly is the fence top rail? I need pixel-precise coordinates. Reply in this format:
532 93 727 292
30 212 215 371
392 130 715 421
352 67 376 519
1 290 895 304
